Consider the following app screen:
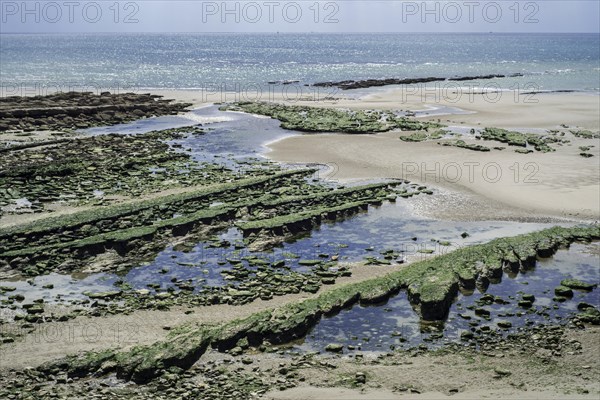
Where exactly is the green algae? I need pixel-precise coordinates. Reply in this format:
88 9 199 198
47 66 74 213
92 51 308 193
236 201 370 234
220 102 441 134
38 225 599 383
439 139 491 152
479 127 566 153
560 279 597 291
570 130 600 139
0 169 316 250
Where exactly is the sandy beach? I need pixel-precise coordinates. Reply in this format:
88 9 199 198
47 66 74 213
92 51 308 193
150 87 600 220
248 89 600 221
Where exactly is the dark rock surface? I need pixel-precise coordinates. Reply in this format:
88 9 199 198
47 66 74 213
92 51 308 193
313 73 523 90
0 91 191 132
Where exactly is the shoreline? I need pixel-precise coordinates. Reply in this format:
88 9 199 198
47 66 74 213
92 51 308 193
146 88 600 221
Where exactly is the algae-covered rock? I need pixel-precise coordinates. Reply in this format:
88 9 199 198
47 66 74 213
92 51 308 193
570 130 600 139
578 302 595 311
439 139 490 152
497 321 512 329
515 148 534 154
480 127 564 153
298 260 322 266
399 132 429 142
116 327 214 383
576 305 600 325
24 304 44 314
518 300 533 308
475 308 491 317
83 291 122 300
220 102 441 134
325 343 344 353
554 286 573 297
494 368 512 377
407 266 459 321
522 294 536 302
460 331 474 340
561 279 596 291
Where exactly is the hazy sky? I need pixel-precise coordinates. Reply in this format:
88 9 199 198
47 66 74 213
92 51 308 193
1 1 599 33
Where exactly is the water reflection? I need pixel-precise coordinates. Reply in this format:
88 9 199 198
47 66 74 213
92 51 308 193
297 243 599 353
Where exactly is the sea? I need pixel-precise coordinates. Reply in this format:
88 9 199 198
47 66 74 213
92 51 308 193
1 32 599 96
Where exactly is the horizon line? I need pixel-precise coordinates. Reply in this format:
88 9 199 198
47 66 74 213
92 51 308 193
2 31 599 34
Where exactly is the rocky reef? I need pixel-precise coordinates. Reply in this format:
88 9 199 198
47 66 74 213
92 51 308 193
0 91 191 132
220 102 441 133
478 127 568 153
312 73 523 90
0 172 406 275
439 139 491 152
0 126 209 215
30 225 599 384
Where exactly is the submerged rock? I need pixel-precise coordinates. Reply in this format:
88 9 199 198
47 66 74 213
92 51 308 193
325 343 344 353
560 279 596 291
554 286 574 298
83 291 122 300
497 321 512 329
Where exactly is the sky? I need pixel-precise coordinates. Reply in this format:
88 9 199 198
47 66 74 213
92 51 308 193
0 1 599 33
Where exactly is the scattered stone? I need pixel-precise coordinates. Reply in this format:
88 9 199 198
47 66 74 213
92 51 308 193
497 321 512 329
355 372 366 385
554 286 574 298
475 308 491 317
560 279 596 291
494 368 512 378
325 343 344 353
518 300 533 308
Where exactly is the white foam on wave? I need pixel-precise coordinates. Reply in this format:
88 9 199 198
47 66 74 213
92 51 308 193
223 110 272 119
180 113 235 125
546 68 575 74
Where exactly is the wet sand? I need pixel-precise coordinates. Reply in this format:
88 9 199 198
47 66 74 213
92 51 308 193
254 90 600 221
151 89 599 220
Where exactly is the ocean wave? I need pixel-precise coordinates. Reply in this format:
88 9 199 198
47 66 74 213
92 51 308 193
544 68 575 75
181 113 235 125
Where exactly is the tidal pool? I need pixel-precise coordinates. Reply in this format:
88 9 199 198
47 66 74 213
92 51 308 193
0 198 560 308
296 243 599 354
0 108 578 316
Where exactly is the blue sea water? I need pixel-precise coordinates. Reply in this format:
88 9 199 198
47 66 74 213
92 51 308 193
1 33 599 93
